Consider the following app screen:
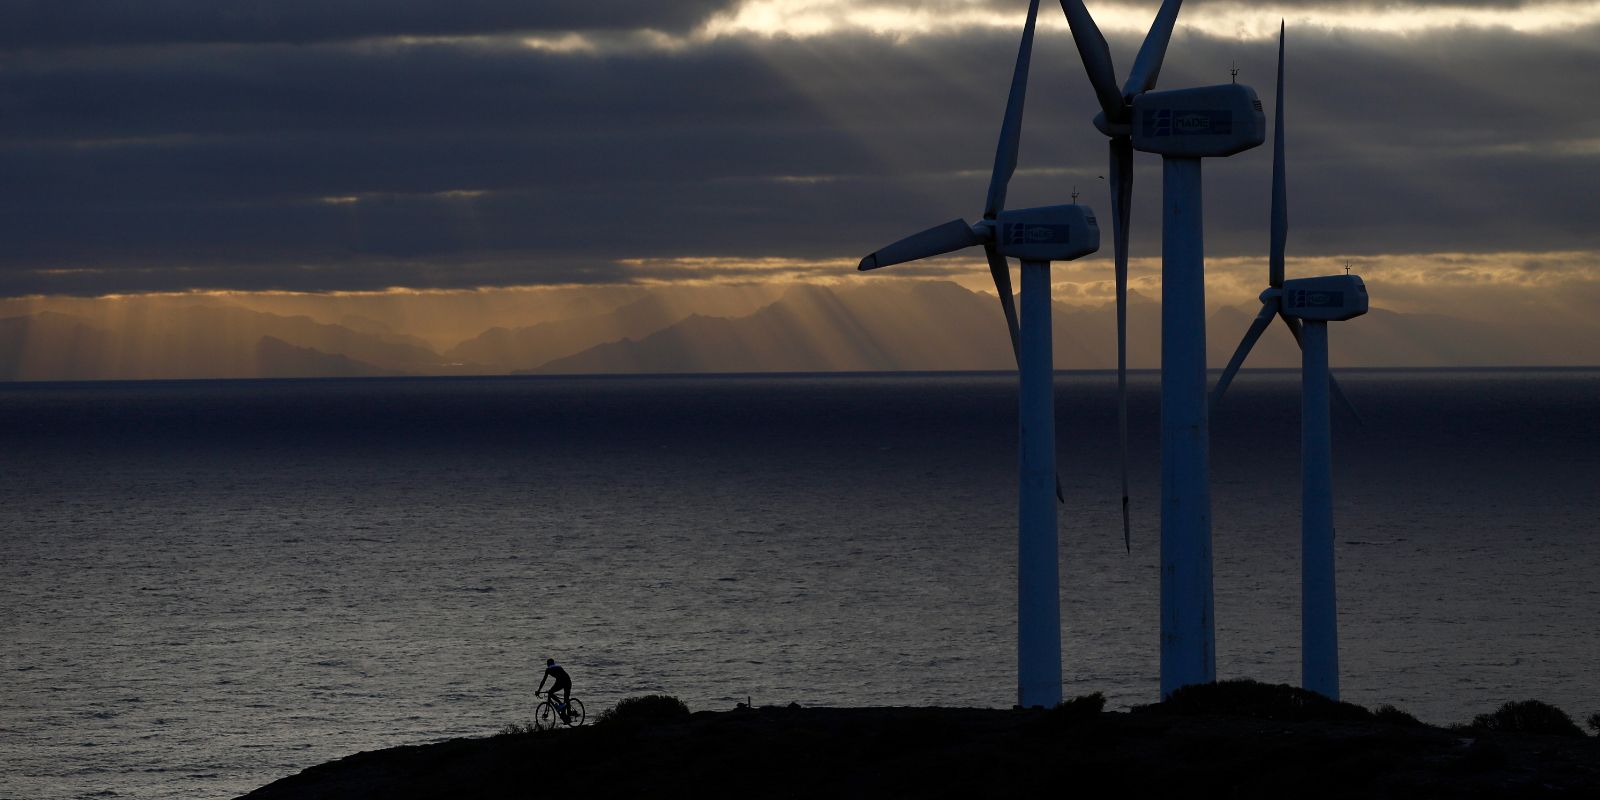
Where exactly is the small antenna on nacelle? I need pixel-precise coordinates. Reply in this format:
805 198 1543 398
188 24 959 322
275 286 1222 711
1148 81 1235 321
1071 186 1080 204
1230 61 1240 84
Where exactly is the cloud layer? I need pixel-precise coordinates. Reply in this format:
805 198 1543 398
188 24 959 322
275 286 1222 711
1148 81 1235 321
0 1 1596 295
0 1 739 47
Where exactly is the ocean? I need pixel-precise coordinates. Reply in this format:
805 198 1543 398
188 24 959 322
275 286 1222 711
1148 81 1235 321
2 370 1597 799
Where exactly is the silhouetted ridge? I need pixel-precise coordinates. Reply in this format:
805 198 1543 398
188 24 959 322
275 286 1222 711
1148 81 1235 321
245 695 1600 799
1142 679 1374 723
255 336 403 378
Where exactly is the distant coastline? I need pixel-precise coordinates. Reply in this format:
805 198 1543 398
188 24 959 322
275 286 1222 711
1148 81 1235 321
8 281 1599 381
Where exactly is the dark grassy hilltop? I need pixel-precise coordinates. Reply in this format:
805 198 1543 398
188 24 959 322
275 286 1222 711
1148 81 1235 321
243 683 1600 799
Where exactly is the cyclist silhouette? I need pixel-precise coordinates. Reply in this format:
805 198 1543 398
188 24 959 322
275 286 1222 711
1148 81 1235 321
537 659 572 719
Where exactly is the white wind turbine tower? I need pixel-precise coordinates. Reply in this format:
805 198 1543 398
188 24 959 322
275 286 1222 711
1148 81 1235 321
857 0 1100 708
1056 0 1185 553
1211 24 1369 700
1058 0 1266 697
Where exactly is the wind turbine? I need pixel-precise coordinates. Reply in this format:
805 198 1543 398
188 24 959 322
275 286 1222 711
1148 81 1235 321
1208 29 1361 420
1210 24 1368 700
857 0 1100 708
1058 0 1266 698
1056 0 1184 554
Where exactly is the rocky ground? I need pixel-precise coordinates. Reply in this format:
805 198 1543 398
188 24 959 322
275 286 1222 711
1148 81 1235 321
243 684 1600 799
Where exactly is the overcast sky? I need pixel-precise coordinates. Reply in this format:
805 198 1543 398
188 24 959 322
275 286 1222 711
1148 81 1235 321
2 0 1597 297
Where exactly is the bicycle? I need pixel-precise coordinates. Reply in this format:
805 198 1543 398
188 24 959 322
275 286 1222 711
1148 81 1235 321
533 691 586 730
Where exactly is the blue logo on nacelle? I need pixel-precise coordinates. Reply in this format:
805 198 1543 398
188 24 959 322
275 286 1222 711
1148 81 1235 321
1004 223 1070 245
1144 109 1233 137
1290 290 1344 309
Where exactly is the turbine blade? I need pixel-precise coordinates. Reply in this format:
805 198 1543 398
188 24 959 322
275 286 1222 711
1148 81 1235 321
1277 310 1364 425
1109 138 1134 551
1121 0 1184 98
1211 300 1277 408
1270 20 1288 288
858 219 980 271
985 243 1022 364
984 0 1042 220
1057 0 1125 123
987 242 1066 504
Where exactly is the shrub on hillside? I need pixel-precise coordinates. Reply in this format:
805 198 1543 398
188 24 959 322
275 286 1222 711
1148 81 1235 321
1043 692 1105 724
496 721 536 736
1055 692 1106 715
1374 704 1425 727
1587 712 1599 735
1017 692 1106 735
1467 700 1584 738
596 694 691 726
1149 679 1373 723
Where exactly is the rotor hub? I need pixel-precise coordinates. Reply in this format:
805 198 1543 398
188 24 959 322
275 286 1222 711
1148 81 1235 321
1092 110 1132 138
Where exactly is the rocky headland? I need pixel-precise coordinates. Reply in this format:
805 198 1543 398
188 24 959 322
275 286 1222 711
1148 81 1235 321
243 682 1599 799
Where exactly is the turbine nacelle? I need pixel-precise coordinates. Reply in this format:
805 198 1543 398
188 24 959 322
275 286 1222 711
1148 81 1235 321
993 204 1101 262
1131 84 1266 158
1281 275 1368 321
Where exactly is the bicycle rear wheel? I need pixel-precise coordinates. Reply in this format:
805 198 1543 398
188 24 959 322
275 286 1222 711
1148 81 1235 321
533 701 560 731
564 697 586 727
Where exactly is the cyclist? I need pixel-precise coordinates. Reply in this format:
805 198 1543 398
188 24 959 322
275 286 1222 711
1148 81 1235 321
536 658 573 721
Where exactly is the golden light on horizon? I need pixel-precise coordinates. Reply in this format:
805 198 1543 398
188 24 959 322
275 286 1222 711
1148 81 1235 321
6 250 1593 308
5 249 1599 380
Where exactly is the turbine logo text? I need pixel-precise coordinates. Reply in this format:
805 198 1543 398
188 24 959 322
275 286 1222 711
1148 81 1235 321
1290 290 1344 309
1144 109 1234 137
1005 223 1070 245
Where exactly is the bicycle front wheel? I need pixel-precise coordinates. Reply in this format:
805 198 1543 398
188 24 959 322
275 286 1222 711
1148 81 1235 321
533 701 560 731
564 697 586 727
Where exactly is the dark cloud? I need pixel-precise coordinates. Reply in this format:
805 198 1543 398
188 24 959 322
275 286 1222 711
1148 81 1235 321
0 0 738 49
0 17 1596 294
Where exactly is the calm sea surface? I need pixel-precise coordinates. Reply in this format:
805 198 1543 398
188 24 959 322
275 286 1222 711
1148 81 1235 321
2 370 1597 799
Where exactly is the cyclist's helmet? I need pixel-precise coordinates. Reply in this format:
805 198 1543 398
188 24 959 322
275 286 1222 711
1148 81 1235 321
546 659 555 666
